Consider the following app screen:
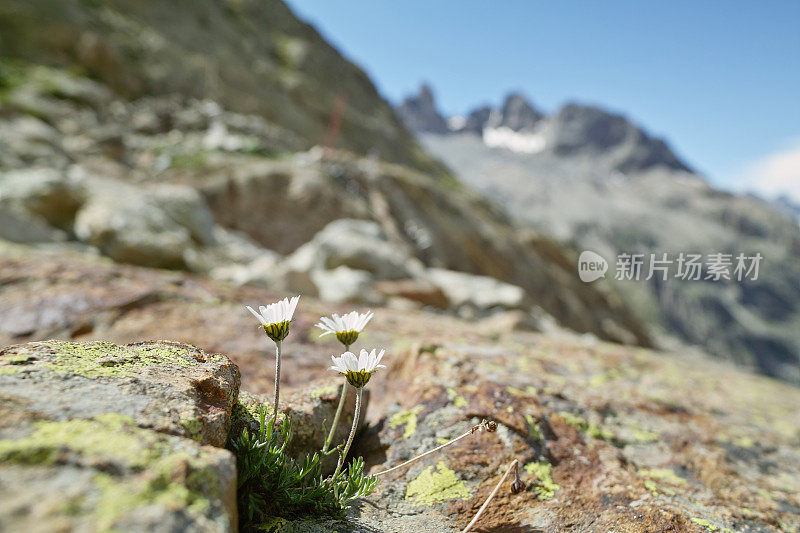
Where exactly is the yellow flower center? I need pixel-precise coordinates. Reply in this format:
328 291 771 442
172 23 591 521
345 370 372 388
335 330 359 347
263 321 291 342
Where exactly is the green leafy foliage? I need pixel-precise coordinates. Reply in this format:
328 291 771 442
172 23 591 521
230 406 376 527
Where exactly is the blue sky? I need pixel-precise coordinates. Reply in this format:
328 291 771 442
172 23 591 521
286 0 800 196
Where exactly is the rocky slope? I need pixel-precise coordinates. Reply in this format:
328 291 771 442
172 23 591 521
1 245 798 532
0 60 650 347
0 0 443 176
398 86 800 384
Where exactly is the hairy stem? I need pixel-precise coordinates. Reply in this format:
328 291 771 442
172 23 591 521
323 380 348 453
272 341 282 426
373 421 487 478
462 459 519 533
333 386 362 480
321 344 350 454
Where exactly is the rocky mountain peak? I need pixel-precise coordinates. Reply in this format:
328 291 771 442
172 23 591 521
548 102 692 173
397 86 690 173
395 83 449 134
487 92 544 132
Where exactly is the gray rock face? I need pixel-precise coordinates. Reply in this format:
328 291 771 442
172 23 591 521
461 105 492 134
548 103 691 173
424 268 528 315
0 205 68 243
396 84 450 134
311 266 381 304
284 219 425 281
73 180 217 270
488 92 544 132
0 168 85 230
0 340 241 531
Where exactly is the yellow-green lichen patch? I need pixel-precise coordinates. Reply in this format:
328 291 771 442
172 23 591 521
41 341 199 379
524 461 560 500
0 414 160 467
631 426 659 444
4 354 35 364
405 462 471 506
643 479 675 496
524 414 544 442
506 385 537 397
92 464 212 530
0 353 34 375
259 517 289 532
588 369 623 388
389 405 424 439
0 412 224 529
732 436 755 448
446 388 467 408
639 468 687 485
181 418 204 442
308 384 339 399
228 396 266 438
690 517 734 533
559 411 614 442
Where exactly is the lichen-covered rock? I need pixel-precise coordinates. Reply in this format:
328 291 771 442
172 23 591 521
0 340 241 532
1 247 798 531
0 340 240 447
349 334 800 532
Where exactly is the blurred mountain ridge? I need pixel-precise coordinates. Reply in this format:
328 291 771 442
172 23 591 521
398 85 692 174
397 84 800 384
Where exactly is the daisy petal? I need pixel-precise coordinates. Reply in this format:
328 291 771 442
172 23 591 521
246 305 266 324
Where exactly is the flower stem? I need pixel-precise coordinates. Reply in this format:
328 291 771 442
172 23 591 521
322 344 350 454
462 459 519 533
322 380 348 453
373 420 495 478
272 341 282 426
332 386 362 480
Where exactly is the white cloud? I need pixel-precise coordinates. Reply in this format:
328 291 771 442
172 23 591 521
738 139 800 202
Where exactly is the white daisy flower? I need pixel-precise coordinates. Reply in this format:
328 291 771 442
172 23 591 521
246 295 300 343
316 310 374 347
329 348 386 388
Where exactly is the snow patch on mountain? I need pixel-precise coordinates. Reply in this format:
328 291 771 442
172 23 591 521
483 126 546 154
